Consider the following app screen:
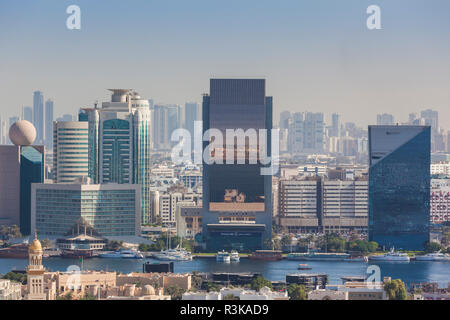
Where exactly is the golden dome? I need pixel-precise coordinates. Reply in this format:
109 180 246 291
29 230 43 253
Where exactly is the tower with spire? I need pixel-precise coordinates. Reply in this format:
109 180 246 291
25 230 46 300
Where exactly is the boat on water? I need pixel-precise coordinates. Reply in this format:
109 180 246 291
344 256 369 262
287 252 350 261
249 250 283 261
216 250 231 263
230 250 240 262
98 249 144 259
152 246 193 261
298 264 312 270
368 248 410 262
415 252 449 261
0 243 29 259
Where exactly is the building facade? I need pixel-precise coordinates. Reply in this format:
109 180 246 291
368 125 430 250
53 121 89 183
0 121 44 235
430 179 450 224
202 79 273 251
31 182 141 237
83 90 151 224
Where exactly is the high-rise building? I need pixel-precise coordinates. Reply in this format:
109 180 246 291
33 91 44 144
83 89 152 224
23 106 33 122
420 109 438 133
153 104 181 150
288 112 325 154
53 121 89 183
184 102 200 145
56 114 73 122
279 111 291 130
421 109 439 152
0 120 44 235
330 113 341 137
376 113 395 125
202 79 273 251
368 125 430 250
45 99 54 151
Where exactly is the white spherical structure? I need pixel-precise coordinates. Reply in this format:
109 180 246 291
9 120 37 146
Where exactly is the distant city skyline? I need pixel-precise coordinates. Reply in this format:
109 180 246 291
1 0 450 128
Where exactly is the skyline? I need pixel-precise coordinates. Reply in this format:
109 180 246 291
1 0 450 127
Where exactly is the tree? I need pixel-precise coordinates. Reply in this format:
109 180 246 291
280 235 291 248
2 271 27 284
287 283 307 300
272 238 282 251
106 240 124 251
263 239 273 250
191 271 203 290
204 281 220 292
80 293 96 300
0 225 22 240
384 279 407 300
165 285 186 300
250 276 272 292
56 292 73 300
423 241 442 253
40 238 53 249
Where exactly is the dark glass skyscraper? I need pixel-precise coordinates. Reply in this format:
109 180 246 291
368 125 430 250
202 79 273 251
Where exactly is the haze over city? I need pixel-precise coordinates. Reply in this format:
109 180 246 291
1 0 450 127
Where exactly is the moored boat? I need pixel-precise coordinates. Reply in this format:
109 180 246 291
98 249 144 259
368 248 410 262
287 252 350 261
249 250 283 261
415 252 449 261
0 243 29 259
230 250 240 262
216 250 231 263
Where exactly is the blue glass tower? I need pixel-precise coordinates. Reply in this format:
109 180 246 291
368 125 430 250
20 146 44 235
84 90 152 224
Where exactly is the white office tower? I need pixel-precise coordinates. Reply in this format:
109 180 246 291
83 89 152 224
53 121 89 183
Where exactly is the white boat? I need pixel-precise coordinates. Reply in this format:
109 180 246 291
152 245 193 261
415 252 449 261
368 248 410 262
344 256 369 262
216 250 231 263
99 249 144 259
230 250 240 262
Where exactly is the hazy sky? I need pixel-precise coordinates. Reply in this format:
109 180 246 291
1 0 450 128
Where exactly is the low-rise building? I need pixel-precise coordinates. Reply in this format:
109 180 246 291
176 205 202 239
0 279 22 300
31 182 141 237
117 272 192 291
182 287 288 300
